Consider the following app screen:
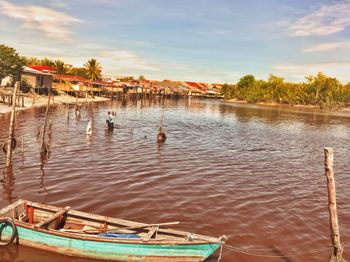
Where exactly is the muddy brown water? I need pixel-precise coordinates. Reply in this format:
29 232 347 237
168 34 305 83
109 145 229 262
1 97 350 262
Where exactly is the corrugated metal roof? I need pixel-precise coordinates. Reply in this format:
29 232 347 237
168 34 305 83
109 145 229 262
22 66 52 76
28 65 57 72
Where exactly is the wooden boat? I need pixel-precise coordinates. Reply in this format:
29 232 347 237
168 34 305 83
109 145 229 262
0 199 224 261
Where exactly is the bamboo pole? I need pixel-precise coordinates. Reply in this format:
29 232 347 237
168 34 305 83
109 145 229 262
32 88 36 106
324 147 345 262
40 88 51 155
65 104 69 123
5 82 20 169
76 92 78 108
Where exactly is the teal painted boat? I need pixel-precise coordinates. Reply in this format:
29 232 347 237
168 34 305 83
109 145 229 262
0 199 224 261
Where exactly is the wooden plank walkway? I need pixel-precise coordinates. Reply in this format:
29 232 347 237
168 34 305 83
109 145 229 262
0 91 26 107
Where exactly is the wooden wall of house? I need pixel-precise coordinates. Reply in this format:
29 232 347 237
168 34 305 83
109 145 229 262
21 73 53 89
42 75 53 88
21 74 37 88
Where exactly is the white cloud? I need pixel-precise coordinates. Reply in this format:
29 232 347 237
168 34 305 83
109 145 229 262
271 62 350 83
289 1 350 36
303 42 350 52
48 0 70 10
99 50 158 72
0 1 80 41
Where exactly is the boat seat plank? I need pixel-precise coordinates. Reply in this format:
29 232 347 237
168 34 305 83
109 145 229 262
35 206 71 228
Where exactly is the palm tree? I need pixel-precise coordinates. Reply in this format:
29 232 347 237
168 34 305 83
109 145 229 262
25 57 41 66
83 58 102 81
54 60 68 84
54 60 67 75
40 58 54 67
67 67 87 78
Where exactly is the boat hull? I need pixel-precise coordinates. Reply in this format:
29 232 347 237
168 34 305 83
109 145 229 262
14 225 220 261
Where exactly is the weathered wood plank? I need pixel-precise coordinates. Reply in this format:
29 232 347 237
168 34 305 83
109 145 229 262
324 147 345 261
0 199 25 216
143 226 158 241
35 206 71 228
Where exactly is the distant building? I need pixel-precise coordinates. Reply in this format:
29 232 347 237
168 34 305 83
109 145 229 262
21 66 55 89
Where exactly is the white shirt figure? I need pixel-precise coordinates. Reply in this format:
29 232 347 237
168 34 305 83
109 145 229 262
86 120 92 136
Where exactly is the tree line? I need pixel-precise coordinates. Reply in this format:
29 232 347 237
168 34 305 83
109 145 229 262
221 73 350 109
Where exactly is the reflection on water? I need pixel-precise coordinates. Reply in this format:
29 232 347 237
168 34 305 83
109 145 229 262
0 97 350 261
2 169 15 204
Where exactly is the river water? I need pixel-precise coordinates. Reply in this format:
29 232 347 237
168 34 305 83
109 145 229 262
1 97 350 262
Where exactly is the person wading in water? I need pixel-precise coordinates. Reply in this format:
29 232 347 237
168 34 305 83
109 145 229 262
106 111 114 130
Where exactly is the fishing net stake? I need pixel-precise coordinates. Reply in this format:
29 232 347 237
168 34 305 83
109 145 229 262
40 87 51 156
4 82 20 170
324 148 346 262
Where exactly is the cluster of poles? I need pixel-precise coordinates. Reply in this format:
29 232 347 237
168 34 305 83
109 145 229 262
1 84 347 261
3 82 52 172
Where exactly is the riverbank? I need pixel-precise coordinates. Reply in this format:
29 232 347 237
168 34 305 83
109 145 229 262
225 98 350 112
225 98 318 108
0 93 110 116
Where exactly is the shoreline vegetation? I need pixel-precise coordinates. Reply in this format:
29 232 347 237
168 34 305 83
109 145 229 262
225 98 350 110
223 98 350 119
221 74 350 110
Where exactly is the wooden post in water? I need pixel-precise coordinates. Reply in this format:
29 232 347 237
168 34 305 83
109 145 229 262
76 92 78 108
324 147 345 262
40 88 51 155
5 82 20 169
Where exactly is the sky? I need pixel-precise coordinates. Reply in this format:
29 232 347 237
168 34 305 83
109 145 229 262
1 0 350 83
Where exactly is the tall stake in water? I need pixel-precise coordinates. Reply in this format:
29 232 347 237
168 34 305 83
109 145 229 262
41 88 51 156
324 147 345 262
5 82 20 169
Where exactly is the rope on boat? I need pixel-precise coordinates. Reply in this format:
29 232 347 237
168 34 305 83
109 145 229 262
216 243 223 262
215 235 227 262
0 217 17 246
222 243 332 258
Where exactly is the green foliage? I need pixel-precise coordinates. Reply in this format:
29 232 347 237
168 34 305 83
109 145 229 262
24 56 41 66
304 72 342 107
40 58 54 67
68 67 88 78
220 83 235 98
84 58 102 81
222 72 350 109
267 74 284 102
118 76 135 82
54 60 67 75
0 44 24 81
236 75 257 101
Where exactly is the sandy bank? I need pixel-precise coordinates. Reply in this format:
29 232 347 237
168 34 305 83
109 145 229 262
0 93 110 115
225 98 328 110
225 98 302 107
